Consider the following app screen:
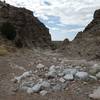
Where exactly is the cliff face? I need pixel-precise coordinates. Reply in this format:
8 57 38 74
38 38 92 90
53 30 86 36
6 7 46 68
0 1 52 48
62 9 100 60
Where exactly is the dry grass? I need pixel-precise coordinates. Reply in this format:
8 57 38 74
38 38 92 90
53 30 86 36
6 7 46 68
0 46 8 56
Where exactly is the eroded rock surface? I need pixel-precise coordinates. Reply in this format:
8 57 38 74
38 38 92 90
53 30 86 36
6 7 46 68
0 1 52 48
61 9 100 60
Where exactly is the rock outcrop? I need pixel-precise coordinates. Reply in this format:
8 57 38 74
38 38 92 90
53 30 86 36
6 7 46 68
61 9 100 60
0 1 52 48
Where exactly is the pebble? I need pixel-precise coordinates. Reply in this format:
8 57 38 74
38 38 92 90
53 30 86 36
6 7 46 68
36 63 44 69
40 90 48 96
59 78 66 83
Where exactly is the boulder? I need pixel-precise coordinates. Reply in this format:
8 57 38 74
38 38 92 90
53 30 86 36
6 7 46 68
32 83 42 93
63 74 74 81
75 72 89 80
63 68 77 75
14 71 32 83
41 81 50 88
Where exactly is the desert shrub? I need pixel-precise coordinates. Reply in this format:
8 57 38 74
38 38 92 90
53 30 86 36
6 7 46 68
0 46 8 56
1 22 16 40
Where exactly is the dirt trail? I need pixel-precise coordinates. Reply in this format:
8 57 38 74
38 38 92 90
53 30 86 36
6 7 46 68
0 49 100 100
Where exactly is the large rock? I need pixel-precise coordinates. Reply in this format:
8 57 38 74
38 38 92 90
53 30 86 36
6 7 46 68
0 1 52 48
75 71 89 80
61 9 100 60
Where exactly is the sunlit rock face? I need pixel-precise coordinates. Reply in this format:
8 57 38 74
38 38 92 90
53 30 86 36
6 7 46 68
0 1 52 48
61 9 100 60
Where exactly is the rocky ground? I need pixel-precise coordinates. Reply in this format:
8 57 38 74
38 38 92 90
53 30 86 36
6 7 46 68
0 48 100 100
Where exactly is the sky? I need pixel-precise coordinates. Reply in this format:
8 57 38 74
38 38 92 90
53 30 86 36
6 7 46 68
2 0 100 41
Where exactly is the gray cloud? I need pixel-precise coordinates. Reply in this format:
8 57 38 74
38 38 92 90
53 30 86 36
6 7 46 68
3 0 100 40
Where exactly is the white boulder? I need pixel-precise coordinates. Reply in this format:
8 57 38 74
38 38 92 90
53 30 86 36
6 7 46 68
32 83 42 93
64 74 74 81
41 81 50 88
49 65 56 71
14 71 32 83
63 68 77 75
75 71 89 80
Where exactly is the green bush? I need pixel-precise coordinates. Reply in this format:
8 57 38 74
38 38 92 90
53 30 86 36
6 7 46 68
1 22 16 40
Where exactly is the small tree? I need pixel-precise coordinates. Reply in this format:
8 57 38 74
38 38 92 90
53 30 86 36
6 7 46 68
1 22 16 40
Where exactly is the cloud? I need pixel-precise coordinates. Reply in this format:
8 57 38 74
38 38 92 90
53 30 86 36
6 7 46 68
3 0 100 40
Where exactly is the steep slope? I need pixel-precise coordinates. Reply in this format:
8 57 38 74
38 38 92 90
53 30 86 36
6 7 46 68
0 1 52 48
61 9 100 60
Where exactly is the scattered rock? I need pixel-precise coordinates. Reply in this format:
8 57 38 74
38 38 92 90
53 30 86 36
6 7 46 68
12 63 98 96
